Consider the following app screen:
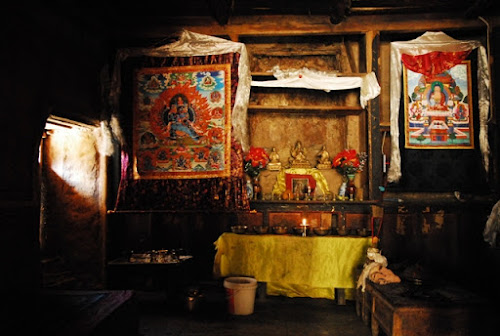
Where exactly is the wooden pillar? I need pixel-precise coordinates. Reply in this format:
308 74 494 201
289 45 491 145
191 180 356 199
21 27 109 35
365 30 383 200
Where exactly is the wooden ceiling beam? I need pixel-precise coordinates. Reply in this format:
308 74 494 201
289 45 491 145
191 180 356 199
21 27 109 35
122 13 486 42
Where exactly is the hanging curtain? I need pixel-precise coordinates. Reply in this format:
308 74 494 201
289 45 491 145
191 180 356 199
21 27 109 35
111 31 252 211
401 50 471 76
388 31 490 183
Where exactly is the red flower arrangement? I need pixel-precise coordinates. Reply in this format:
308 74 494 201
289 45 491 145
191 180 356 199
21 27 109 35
332 149 367 176
243 146 270 178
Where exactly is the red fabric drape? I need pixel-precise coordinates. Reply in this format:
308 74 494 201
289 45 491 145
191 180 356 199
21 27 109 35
401 50 471 76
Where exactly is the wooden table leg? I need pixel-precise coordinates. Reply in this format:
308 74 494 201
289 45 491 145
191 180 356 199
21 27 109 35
257 282 267 301
335 288 346 305
360 288 370 325
371 316 380 336
362 300 370 326
370 295 379 336
356 296 361 316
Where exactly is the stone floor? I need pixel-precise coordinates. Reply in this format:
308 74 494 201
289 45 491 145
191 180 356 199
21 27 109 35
136 281 372 336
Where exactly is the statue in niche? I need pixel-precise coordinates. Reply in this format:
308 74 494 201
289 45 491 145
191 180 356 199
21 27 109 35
267 147 282 171
289 141 311 168
316 145 332 170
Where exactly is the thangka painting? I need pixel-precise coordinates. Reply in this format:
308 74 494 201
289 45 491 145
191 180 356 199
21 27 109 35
133 64 232 179
404 61 474 149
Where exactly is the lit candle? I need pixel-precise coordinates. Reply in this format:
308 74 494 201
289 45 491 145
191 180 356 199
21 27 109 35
301 218 308 237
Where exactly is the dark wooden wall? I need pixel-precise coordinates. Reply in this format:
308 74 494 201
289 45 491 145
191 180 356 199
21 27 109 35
1 9 110 334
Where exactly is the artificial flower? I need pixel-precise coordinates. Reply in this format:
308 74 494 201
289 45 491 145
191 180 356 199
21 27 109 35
243 146 269 177
332 149 366 176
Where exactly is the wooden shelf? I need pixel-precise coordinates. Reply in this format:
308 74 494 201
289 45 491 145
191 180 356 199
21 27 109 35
379 123 390 132
107 209 245 214
251 72 274 78
251 72 369 77
250 200 379 205
250 199 380 213
247 104 364 115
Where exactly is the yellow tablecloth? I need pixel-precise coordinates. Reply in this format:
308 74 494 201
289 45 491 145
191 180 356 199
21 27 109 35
213 232 371 300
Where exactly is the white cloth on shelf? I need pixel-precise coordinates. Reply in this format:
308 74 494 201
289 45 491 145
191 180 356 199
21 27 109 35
251 66 380 108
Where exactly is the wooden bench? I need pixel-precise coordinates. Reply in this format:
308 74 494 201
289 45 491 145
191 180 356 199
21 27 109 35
357 280 496 336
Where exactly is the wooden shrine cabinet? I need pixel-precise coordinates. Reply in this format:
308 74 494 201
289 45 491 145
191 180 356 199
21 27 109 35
248 200 379 234
240 32 383 227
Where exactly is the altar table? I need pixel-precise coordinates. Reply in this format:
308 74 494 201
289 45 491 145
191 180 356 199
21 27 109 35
213 232 371 300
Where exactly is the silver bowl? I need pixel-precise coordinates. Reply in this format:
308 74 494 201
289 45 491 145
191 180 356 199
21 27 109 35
231 225 248 234
313 227 331 236
252 225 269 234
272 225 288 234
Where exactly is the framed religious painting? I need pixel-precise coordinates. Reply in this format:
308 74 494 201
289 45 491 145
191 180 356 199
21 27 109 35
403 60 474 149
132 64 232 179
285 173 317 197
272 168 330 199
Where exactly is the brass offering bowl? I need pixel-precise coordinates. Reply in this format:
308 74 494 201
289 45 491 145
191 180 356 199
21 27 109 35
252 225 269 234
272 225 288 234
292 226 312 236
336 227 348 236
313 227 331 236
231 225 248 234
357 228 370 237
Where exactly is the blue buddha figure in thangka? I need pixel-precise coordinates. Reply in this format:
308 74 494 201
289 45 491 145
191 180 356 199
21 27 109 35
163 93 202 141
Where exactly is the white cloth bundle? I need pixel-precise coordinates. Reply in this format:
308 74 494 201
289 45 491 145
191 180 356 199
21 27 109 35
251 66 381 108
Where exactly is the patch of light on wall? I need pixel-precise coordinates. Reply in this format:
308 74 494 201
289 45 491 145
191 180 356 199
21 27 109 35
43 116 99 198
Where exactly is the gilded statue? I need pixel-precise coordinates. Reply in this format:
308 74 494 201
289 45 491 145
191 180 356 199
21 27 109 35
316 145 331 170
289 141 311 168
267 147 282 171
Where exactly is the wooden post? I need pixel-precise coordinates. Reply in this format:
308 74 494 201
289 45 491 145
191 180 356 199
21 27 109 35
366 30 383 201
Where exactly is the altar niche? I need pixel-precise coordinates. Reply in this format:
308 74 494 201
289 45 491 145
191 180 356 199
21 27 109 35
246 34 369 201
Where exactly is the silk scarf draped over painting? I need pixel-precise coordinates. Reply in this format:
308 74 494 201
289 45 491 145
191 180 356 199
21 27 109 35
115 53 249 211
388 31 491 183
